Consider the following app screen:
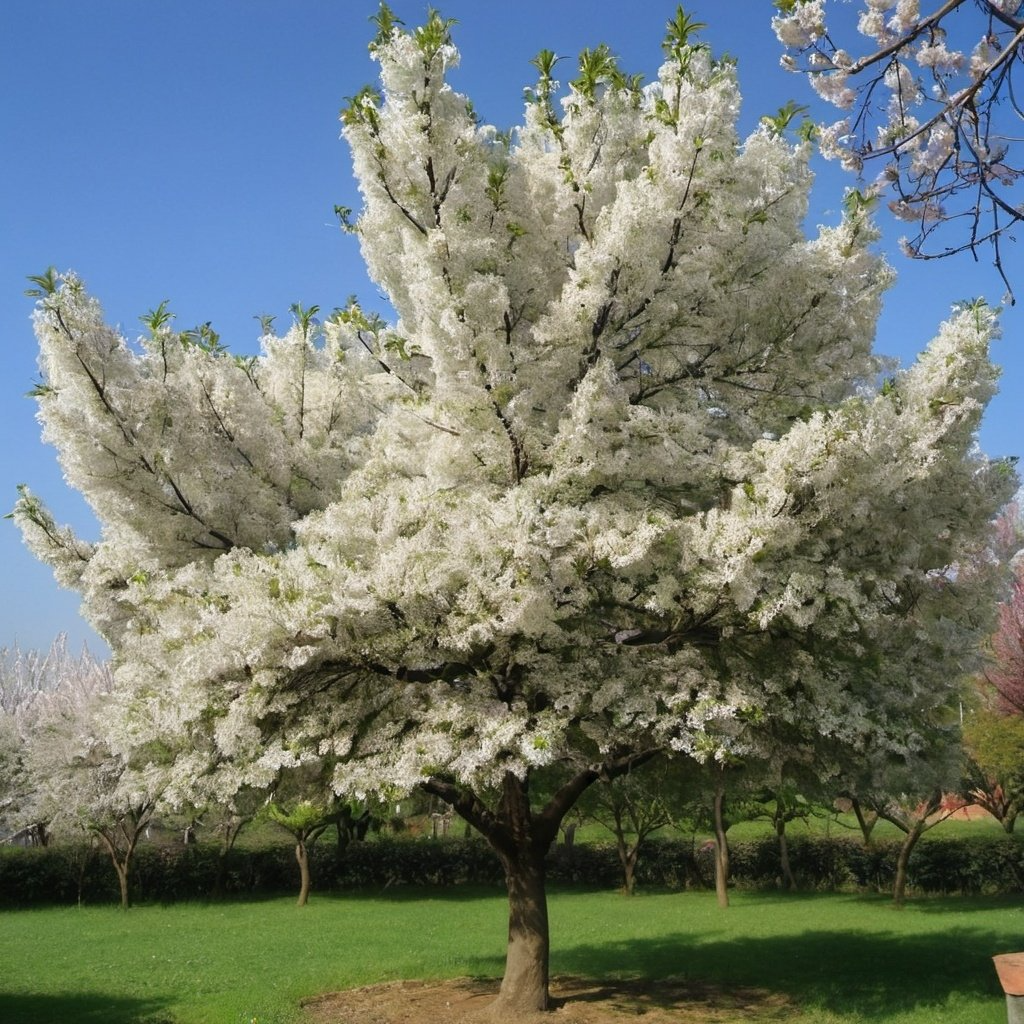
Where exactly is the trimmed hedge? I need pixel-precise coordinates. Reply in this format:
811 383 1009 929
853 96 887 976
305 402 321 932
2 832 1022 908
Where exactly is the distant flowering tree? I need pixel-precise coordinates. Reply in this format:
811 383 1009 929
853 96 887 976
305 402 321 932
18 651 167 910
13 6 1015 1013
987 563 1024 713
964 503 1024 829
0 636 111 845
774 0 1024 292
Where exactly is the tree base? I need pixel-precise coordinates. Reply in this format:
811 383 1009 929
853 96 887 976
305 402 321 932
301 974 793 1023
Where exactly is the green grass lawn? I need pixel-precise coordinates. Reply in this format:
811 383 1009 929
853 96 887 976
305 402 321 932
1 888 1020 1023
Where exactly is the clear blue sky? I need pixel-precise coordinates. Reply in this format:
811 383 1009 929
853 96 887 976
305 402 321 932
2 1 1020 655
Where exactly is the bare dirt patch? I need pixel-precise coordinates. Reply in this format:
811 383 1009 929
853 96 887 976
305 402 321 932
301 975 795 1023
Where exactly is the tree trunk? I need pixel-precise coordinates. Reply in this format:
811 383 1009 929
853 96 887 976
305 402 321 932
295 840 311 906
610 806 638 895
73 844 94 908
622 849 637 896
893 823 926 906
495 844 551 1015
114 860 130 910
95 829 134 910
422 771 558 1014
713 782 729 908
876 790 945 906
613 829 639 895
776 818 795 891
213 815 248 899
850 796 879 846
1001 800 1019 833
421 750 661 1016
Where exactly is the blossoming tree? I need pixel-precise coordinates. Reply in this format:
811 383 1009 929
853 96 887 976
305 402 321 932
774 0 1024 289
0 636 111 846
24 681 165 910
14 7 1016 1013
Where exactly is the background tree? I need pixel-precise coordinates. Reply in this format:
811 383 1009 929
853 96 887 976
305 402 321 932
963 702 1024 831
845 734 967 905
0 637 111 846
744 781 818 890
986 561 1024 713
871 788 967 905
0 708 22 839
14 6 1016 1014
19 652 165 909
264 780 345 907
842 791 882 846
578 755 681 895
775 0 1024 293
175 786 265 897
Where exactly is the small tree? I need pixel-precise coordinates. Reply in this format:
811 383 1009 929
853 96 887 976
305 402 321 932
579 756 679 895
0 637 110 843
26 684 164 910
182 787 264 897
963 702 1024 832
873 789 967 905
265 795 344 906
848 736 967 905
746 783 815 890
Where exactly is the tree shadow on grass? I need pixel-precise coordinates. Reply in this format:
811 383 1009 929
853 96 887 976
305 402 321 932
0 991 173 1024
539 927 1009 1020
896 894 1024 915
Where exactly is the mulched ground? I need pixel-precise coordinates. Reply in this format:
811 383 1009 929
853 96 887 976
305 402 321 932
301 974 795 1022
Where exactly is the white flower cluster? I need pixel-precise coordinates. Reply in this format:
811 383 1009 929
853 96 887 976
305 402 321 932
772 0 827 48
776 0 1017 212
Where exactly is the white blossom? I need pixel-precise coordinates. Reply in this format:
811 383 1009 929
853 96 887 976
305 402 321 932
892 0 920 32
915 40 964 72
912 121 955 176
772 1 827 48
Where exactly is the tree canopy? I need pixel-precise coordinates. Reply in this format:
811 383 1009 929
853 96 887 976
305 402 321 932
14 5 1016 1013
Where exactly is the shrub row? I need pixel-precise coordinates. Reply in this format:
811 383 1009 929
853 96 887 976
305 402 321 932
2 832 1022 907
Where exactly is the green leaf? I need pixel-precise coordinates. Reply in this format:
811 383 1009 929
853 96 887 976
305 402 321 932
25 267 59 298
761 100 809 137
333 205 355 232
180 321 224 353
290 303 321 340
413 8 457 60
572 44 620 100
530 48 560 81
140 300 174 335
369 2 403 50
663 6 707 56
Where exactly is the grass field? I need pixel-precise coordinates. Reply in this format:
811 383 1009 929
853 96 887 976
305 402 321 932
1 887 1021 1024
